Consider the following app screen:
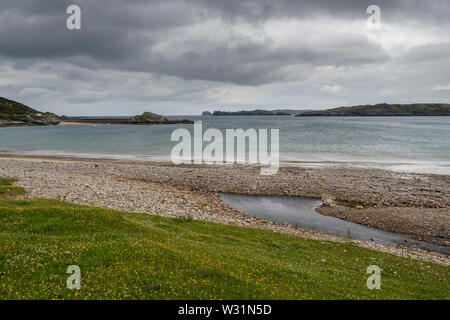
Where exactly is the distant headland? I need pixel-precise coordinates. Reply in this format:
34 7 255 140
202 104 450 117
296 103 450 116
0 97 193 127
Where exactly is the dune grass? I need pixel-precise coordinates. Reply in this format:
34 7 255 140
0 178 448 299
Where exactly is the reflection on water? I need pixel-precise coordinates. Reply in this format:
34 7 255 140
220 193 450 255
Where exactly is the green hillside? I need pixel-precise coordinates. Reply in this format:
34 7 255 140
0 97 39 121
297 103 450 116
0 96 60 125
0 177 449 299
0 97 188 126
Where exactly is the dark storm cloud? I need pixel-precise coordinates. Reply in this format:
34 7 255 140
136 36 388 85
0 0 449 114
195 0 450 24
0 0 421 85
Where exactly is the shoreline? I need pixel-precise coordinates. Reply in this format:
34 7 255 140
0 148 449 175
0 152 449 265
59 121 97 126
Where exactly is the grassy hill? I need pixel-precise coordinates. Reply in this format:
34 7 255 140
0 177 448 299
297 103 450 116
0 97 40 118
0 96 60 126
0 97 190 126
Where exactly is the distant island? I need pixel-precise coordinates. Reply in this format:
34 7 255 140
296 103 450 117
202 104 450 117
61 112 193 125
205 109 313 116
0 96 193 127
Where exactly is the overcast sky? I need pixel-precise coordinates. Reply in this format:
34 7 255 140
1 0 449 115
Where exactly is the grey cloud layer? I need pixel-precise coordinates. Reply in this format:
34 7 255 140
0 0 394 85
0 0 449 114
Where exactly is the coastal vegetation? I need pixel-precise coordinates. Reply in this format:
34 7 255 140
0 177 25 198
297 103 450 116
0 176 448 299
0 97 60 126
205 104 450 116
0 96 192 126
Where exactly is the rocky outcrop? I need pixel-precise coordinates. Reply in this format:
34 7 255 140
63 112 193 125
129 112 168 123
0 119 60 127
1 96 193 127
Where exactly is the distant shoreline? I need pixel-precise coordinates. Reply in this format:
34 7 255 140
59 121 95 126
296 103 450 117
0 149 448 175
203 103 450 117
0 96 194 127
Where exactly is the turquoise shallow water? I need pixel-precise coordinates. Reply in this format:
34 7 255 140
1 116 449 174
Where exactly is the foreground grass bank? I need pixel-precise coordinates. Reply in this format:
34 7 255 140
0 180 448 299
0 177 25 198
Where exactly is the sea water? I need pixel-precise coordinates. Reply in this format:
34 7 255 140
0 116 449 174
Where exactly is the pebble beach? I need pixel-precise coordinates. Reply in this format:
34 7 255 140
0 153 448 266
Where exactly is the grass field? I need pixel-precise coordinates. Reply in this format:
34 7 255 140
0 177 448 299
0 177 26 198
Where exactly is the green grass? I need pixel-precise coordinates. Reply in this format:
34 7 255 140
0 198 449 300
0 96 60 122
0 177 448 299
0 177 25 198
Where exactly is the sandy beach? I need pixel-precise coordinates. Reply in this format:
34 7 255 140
0 152 448 265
